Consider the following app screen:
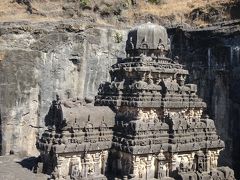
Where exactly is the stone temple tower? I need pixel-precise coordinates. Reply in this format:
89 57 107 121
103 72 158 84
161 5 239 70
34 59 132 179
95 22 235 179
37 23 235 180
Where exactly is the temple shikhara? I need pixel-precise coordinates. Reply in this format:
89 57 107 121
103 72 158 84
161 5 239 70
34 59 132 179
36 23 235 179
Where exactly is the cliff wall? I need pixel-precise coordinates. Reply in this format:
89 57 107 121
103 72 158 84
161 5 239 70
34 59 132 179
169 20 240 178
0 21 127 156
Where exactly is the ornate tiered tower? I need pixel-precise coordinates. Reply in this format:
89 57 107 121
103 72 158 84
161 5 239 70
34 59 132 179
95 22 235 179
37 23 235 180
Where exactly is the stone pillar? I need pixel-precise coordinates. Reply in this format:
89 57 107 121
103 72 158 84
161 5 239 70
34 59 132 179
215 150 220 166
101 150 108 175
82 154 94 178
157 150 167 179
171 154 177 171
139 158 147 179
132 156 139 178
206 150 211 172
146 155 153 179
81 159 86 178
94 152 101 176
55 156 69 180
210 152 214 169
116 152 124 175
196 151 204 172
189 152 195 171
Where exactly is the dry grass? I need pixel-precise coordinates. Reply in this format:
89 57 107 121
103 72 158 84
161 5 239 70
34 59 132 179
0 0 25 21
122 0 234 26
0 0 235 24
0 0 64 22
136 0 233 17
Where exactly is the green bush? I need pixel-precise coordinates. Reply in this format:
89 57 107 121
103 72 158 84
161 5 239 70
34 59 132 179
114 32 123 43
147 0 166 4
79 0 90 8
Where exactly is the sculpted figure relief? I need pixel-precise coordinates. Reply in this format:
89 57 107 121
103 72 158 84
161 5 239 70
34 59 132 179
146 72 154 85
149 109 159 122
71 165 80 180
136 109 145 121
138 158 147 178
157 39 165 57
136 109 158 123
158 162 167 178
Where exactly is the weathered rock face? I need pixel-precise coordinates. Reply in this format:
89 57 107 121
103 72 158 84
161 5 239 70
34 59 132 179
0 21 127 156
168 20 240 178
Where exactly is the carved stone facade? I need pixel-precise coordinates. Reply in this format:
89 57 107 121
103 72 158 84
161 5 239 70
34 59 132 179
36 23 235 179
37 98 114 179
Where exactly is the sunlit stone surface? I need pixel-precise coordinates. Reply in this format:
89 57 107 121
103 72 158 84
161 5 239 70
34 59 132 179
36 23 235 180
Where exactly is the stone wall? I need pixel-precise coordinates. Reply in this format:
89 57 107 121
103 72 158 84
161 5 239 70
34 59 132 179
0 21 127 156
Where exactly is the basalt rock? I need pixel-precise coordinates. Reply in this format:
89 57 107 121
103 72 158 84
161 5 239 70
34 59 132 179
36 22 235 180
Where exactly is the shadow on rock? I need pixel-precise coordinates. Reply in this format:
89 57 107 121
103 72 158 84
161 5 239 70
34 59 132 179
17 156 40 172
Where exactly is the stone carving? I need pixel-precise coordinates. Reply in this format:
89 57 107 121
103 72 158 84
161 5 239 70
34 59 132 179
138 158 147 179
70 165 80 180
85 154 95 176
135 109 158 123
36 22 235 180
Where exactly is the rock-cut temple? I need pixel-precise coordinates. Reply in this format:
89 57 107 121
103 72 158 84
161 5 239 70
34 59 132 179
36 23 235 180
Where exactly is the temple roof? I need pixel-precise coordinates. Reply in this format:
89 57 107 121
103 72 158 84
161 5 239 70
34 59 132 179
126 22 169 52
62 103 115 128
